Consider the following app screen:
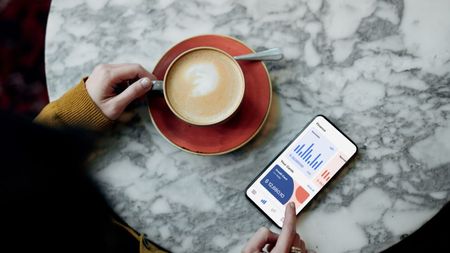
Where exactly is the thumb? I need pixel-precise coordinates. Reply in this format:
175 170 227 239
109 77 153 116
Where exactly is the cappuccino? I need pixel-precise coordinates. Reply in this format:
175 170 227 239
165 48 245 125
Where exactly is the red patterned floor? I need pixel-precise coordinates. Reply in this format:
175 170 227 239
0 0 51 118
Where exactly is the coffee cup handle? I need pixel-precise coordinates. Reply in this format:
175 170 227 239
151 80 164 91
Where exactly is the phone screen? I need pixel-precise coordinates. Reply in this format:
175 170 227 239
246 115 358 227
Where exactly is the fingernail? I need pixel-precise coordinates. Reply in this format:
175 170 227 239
140 78 151 89
290 202 295 209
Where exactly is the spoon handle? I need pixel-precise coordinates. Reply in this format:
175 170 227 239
233 48 283 61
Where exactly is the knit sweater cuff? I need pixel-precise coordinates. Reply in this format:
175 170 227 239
55 79 113 130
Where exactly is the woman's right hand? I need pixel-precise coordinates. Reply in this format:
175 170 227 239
243 202 307 253
85 63 156 120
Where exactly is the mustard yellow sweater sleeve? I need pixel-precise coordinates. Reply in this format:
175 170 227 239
34 79 113 130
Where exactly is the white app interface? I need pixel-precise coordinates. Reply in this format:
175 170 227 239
246 116 357 227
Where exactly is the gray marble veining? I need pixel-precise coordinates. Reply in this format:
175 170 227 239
45 0 450 252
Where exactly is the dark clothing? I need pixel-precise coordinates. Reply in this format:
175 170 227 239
0 111 139 253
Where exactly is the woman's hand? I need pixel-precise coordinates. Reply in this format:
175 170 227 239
85 63 156 120
243 202 307 253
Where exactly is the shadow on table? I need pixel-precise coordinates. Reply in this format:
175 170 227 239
381 201 450 252
298 149 449 252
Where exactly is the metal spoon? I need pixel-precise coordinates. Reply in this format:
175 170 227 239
233 48 283 61
150 48 283 91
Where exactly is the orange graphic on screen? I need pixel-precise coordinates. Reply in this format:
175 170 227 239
321 170 331 181
295 185 310 203
313 153 346 187
289 181 311 206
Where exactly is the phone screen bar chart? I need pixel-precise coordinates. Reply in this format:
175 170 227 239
289 129 336 178
293 143 324 170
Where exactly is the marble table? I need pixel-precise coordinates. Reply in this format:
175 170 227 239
45 0 450 252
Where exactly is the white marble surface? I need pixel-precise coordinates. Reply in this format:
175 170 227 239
45 0 450 252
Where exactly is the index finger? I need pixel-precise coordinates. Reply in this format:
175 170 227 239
273 202 297 252
109 64 156 83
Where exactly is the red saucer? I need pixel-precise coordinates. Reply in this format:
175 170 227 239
148 34 272 155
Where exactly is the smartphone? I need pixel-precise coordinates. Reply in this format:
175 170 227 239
245 115 358 227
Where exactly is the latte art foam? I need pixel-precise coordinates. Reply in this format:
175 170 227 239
165 48 244 125
185 63 219 97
